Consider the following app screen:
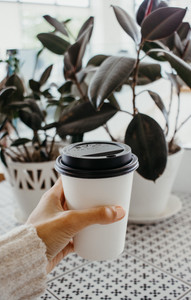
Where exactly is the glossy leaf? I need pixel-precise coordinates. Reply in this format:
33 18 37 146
136 0 168 26
76 16 94 41
0 118 8 131
147 90 168 129
43 15 69 37
183 40 191 63
174 32 184 56
88 56 136 110
0 149 7 167
58 81 73 94
66 25 93 74
141 7 187 41
19 109 42 131
150 49 191 88
125 113 167 180
137 62 161 85
142 40 167 61
37 33 70 55
29 79 40 92
87 54 109 66
112 5 141 44
57 100 117 137
11 138 31 147
6 74 24 99
177 22 190 41
40 64 53 86
0 86 16 103
26 99 44 121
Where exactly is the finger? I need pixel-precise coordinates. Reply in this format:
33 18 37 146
45 177 65 207
61 205 126 234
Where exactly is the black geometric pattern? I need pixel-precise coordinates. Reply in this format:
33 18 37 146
0 181 191 300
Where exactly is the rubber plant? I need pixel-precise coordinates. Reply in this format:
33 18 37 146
88 0 191 181
0 16 121 164
36 15 127 143
136 0 191 154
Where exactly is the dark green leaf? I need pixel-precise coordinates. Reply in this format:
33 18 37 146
26 99 44 121
150 49 191 88
71 134 84 143
112 5 141 44
136 62 161 85
0 149 7 167
41 122 58 130
66 25 93 74
183 40 191 63
11 138 31 147
6 75 24 99
76 16 94 41
39 64 53 86
174 32 184 56
57 100 117 137
58 81 72 94
43 15 69 37
29 79 41 92
88 56 136 109
87 54 109 66
177 22 190 41
37 33 70 55
142 40 167 61
125 113 167 180
0 86 16 106
107 93 120 110
141 7 187 41
0 118 8 131
136 0 168 26
147 90 168 128
19 109 42 131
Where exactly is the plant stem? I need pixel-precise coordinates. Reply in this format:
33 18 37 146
9 121 31 161
168 82 173 116
5 148 24 162
172 91 181 143
131 42 143 115
103 124 117 142
119 109 133 116
48 133 57 159
74 75 88 102
177 114 191 132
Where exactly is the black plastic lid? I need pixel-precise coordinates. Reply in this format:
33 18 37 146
55 141 139 178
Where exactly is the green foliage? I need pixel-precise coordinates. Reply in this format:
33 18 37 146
88 0 191 181
0 16 118 163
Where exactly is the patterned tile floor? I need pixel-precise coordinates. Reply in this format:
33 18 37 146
0 181 191 300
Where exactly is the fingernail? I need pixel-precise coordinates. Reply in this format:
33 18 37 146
115 206 125 220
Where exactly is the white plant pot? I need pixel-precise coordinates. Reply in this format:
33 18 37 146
4 160 58 222
129 148 184 220
173 148 191 193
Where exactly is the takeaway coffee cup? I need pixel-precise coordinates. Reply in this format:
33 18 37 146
55 141 138 261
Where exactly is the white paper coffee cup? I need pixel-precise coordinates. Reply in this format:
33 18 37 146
55 141 138 261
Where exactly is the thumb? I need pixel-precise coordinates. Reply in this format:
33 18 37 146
60 205 126 234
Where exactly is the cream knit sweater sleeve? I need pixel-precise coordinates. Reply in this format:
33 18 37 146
0 225 48 300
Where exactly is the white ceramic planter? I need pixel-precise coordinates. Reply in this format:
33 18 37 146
129 148 184 220
173 148 191 193
4 160 58 222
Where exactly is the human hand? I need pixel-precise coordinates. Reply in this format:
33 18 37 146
26 177 125 273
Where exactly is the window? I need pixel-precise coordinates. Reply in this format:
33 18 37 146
0 0 89 7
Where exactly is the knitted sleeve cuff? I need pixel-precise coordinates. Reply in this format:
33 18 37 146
0 224 48 300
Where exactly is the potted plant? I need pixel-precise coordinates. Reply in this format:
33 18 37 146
0 16 118 221
88 0 191 222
